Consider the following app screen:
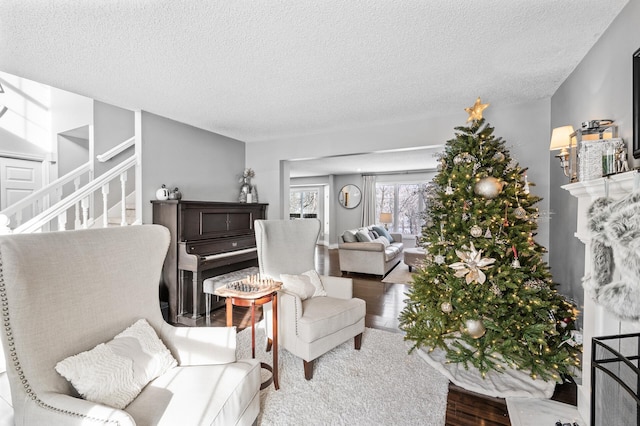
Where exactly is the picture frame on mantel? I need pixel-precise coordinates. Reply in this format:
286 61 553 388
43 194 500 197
633 47 640 159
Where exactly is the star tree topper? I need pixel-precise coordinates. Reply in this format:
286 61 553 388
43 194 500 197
465 97 490 122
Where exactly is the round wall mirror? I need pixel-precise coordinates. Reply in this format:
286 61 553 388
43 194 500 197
338 184 362 209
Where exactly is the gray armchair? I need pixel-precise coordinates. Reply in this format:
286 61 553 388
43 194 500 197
0 225 260 425
255 219 366 379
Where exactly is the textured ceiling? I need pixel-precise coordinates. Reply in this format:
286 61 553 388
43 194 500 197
0 1 629 143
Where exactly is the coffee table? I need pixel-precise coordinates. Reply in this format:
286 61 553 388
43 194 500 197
404 247 427 272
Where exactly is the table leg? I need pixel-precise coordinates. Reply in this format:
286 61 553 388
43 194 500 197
251 301 256 359
273 293 279 390
225 297 233 327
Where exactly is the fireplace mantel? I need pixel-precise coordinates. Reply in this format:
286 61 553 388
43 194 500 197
563 170 640 424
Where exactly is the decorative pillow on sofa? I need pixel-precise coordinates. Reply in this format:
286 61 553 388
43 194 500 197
356 230 373 242
373 236 390 247
342 230 358 243
372 226 395 243
55 318 177 409
281 270 327 299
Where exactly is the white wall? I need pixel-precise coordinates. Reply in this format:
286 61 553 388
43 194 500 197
247 99 551 247
140 111 246 223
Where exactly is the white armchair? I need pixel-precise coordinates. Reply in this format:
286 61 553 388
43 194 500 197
0 225 260 425
255 219 366 379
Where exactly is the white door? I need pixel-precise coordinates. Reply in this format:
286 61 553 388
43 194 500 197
0 157 43 218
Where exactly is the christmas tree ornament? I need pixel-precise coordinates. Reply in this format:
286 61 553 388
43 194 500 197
445 180 454 195
511 245 521 268
513 194 527 219
484 228 492 238
454 152 476 165
523 174 530 194
492 151 506 162
449 242 496 284
470 225 483 238
474 177 502 199
490 282 502 296
434 253 446 265
441 301 453 313
462 213 470 221
513 205 527 219
465 97 489 122
464 319 486 339
472 162 480 175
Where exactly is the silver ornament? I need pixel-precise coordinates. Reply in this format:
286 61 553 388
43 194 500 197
470 225 483 238
453 152 476 165
492 152 506 162
441 302 453 313
513 206 527 219
434 254 446 265
465 319 486 339
445 180 454 195
484 228 492 238
511 258 521 268
474 177 502 199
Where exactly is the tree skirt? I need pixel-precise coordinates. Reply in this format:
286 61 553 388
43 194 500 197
417 346 556 399
237 326 449 425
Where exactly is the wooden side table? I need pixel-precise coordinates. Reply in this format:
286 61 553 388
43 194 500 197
216 284 281 390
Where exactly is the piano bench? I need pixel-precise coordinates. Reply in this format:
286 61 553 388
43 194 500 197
203 266 261 317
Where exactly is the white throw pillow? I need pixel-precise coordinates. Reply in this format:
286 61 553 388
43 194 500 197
356 230 373 242
302 269 327 297
373 236 390 247
280 273 316 300
280 270 327 299
55 319 177 409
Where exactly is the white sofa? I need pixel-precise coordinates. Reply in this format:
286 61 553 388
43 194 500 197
338 226 404 277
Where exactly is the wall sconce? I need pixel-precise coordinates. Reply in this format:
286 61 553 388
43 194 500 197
379 212 392 230
550 125 576 181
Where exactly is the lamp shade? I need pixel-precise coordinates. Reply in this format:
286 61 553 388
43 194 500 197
379 212 392 224
549 125 575 151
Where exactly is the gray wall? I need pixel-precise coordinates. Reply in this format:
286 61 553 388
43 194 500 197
140 111 246 223
549 0 640 319
247 99 552 247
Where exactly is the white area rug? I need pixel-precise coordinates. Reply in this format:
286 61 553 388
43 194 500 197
381 262 415 285
237 326 449 425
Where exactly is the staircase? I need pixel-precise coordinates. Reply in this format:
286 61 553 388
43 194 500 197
0 125 141 234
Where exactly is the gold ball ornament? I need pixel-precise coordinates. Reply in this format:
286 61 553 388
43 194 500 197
464 319 486 339
474 177 502 199
441 302 453 313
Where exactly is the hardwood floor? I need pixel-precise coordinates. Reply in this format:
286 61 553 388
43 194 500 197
204 245 576 425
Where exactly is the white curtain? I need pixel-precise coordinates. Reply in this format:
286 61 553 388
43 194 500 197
361 175 377 226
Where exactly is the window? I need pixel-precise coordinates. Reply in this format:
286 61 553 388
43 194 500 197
375 183 426 234
289 189 319 219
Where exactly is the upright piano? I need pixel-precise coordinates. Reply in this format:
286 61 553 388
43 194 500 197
152 200 268 325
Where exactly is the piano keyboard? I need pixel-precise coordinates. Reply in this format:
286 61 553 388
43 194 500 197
202 247 257 261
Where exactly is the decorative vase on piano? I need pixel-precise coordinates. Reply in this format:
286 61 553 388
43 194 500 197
238 168 256 203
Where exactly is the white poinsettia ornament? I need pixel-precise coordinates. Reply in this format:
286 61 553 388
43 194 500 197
448 242 495 284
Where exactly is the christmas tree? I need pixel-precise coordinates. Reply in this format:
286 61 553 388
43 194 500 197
399 98 581 382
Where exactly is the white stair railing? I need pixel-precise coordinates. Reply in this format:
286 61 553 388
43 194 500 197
0 162 92 233
13 155 137 234
96 136 135 163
